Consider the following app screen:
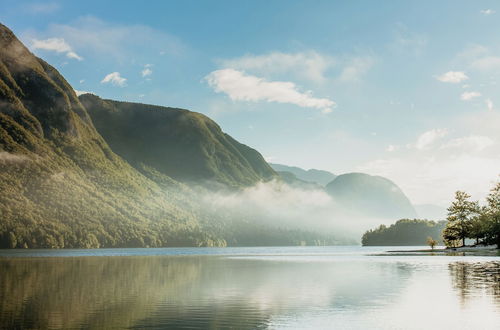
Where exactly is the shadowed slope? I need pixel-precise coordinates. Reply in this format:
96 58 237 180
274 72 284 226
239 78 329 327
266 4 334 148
79 94 276 187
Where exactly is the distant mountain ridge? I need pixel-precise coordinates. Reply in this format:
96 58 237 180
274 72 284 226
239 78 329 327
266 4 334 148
80 94 276 187
326 173 417 220
269 163 336 186
271 163 417 221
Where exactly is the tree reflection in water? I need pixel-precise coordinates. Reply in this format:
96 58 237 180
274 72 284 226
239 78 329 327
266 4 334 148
448 261 500 307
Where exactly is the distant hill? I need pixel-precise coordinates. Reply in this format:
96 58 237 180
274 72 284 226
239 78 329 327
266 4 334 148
80 94 276 187
275 171 323 190
362 219 446 246
326 173 417 220
269 163 336 186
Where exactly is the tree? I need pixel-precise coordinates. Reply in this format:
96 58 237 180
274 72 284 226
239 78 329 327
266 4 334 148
426 236 437 250
444 191 479 247
484 181 500 247
468 208 489 245
442 224 461 248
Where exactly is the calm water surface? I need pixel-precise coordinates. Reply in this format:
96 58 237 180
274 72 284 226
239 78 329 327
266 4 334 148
0 246 499 329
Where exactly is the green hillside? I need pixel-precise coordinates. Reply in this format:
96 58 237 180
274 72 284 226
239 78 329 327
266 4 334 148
326 173 417 219
0 23 341 248
80 94 276 187
0 23 218 248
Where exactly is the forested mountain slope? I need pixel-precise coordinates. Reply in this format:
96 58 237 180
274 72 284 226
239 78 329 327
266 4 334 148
0 23 219 248
0 23 340 248
80 94 276 187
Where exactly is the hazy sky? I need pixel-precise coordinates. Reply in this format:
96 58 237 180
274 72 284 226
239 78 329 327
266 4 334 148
1 0 499 206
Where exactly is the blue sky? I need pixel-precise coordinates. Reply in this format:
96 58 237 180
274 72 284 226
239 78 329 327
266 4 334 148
1 0 499 205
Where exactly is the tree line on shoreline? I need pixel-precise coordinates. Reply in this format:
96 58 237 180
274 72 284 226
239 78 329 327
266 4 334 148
443 181 500 248
361 180 500 248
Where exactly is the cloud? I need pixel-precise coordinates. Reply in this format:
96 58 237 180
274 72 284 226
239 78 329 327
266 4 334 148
480 9 495 15
415 129 448 150
219 51 375 84
435 71 468 83
101 72 127 87
219 51 335 83
486 98 494 111
441 135 494 151
357 154 499 206
74 89 92 96
470 56 500 72
460 91 481 101
359 109 500 205
205 69 335 113
141 64 153 77
31 38 83 60
23 17 185 63
386 145 398 152
338 57 374 82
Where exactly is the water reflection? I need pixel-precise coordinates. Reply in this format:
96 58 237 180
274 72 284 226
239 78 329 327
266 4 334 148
0 254 499 329
449 261 500 306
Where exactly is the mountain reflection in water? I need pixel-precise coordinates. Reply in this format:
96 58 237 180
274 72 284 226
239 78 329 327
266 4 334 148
0 248 499 329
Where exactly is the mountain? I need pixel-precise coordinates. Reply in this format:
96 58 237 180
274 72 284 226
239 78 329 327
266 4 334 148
0 23 340 248
269 163 336 186
79 94 276 187
275 171 323 190
326 173 417 220
0 23 215 248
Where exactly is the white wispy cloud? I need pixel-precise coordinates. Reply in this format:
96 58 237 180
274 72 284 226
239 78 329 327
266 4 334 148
31 38 83 60
141 64 153 77
486 98 494 111
480 9 495 15
338 57 374 82
460 91 481 101
74 89 92 96
435 71 468 83
25 17 184 62
358 154 499 206
441 135 494 151
205 69 335 113
471 56 500 72
386 145 398 152
415 129 448 150
359 109 500 206
219 51 335 83
101 72 127 87
219 51 374 84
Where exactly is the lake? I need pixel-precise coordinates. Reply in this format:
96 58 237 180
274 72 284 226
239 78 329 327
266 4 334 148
0 246 499 329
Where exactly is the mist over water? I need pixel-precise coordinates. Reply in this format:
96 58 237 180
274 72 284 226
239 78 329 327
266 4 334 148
202 180 400 242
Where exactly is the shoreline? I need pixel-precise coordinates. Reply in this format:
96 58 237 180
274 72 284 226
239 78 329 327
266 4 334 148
388 245 499 254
